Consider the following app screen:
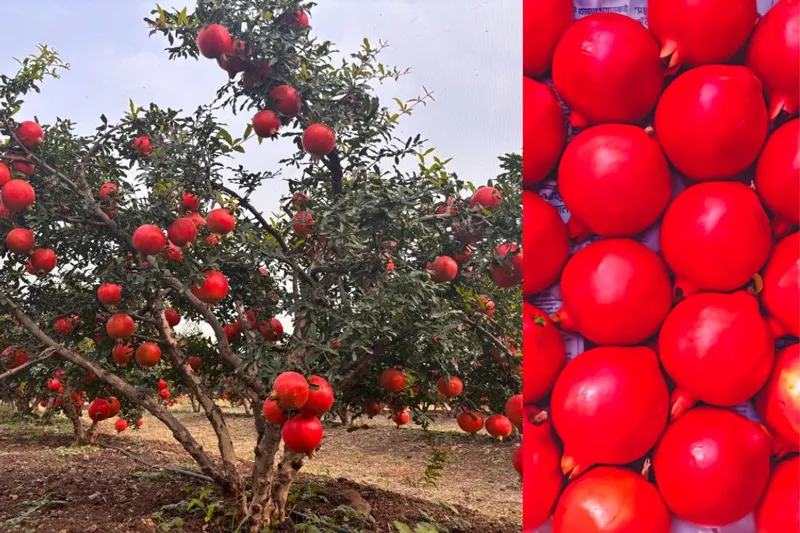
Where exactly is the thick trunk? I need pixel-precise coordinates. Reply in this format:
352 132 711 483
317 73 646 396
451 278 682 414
267 451 305 524
242 401 251 416
246 423 283 533
337 405 352 426
189 393 200 413
39 398 56 425
61 382 87 445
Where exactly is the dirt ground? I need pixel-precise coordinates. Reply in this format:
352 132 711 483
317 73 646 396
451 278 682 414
0 404 521 533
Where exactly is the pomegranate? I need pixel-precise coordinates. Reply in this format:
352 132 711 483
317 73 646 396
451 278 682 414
107 396 121 417
658 291 774 419
159 389 170 399
53 318 72 336
163 243 183 262
132 224 166 255
522 407 563 531
258 318 284 341
469 186 502 209
762 235 800 337
135 342 161 367
391 409 410 427
426 256 458 282
107 313 135 339
196 24 231 59
746 0 800 120
182 193 200 212
132 136 153 156
0 163 9 186
252 110 280 137
363 401 382 418
755 119 799 225
300 376 334 416
293 211 315 237
380 369 405 393
554 238 671 345
648 0 757 73
558 124 671 238
47 378 61 391
157 379 168 391
262 397 288 425
15 121 44 148
114 419 128 432
273 371 309 409
137 419 144 427
302 124 336 157
112 344 133 365
164 308 181 327
6 228 34 254
98 183 118 201
522 0 572 78
754 455 800 533
9 160 34 177
282 414 323 454
512 445 522 475
2 180 35 212
490 243 522 288
523 302 566 403
270 85 302 116
504 394 523 428
3 347 28 369
654 65 768 180
224 323 241 342
188 356 201 371
242 61 271 88
206 208 236 234
167 218 197 247
552 13 663 127
653 407 771 525
436 376 463 398
523 77 565 186
191 271 229 304
30 248 56 273
204 235 219 246
456 411 484 434
660 181 772 295
553 467 671 533
522 190 568 295
97 283 122 306
485 414 513 439
88 398 111 422
216 39 248 76
452 245 472 265
755 344 800 456
285 9 309 28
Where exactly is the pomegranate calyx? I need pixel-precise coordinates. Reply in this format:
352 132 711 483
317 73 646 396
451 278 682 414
659 39 682 75
769 96 790 122
669 388 697 421
561 454 585 479
747 273 764 296
673 277 700 302
550 307 575 332
567 110 588 129
566 216 591 242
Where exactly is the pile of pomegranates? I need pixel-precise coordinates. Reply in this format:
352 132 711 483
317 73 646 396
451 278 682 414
524 1 799 531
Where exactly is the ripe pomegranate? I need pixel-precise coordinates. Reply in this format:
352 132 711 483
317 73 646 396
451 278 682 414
97 283 122 306
0 163 9 186
282 414 323 453
380 369 405 393
15 121 44 148
523 78 565 186
485 414 513 439
523 303 566 403
206 208 236 234
136 419 144 427
132 136 153 156
754 455 800 533
522 0 572 78
182 193 200 212
30 248 56 273
469 186 502 209
159 389 170 399
426 256 458 283
3 347 28 369
452 245 472 265
164 308 181 327
653 407 771 525
756 344 800 457
285 9 309 28
522 191 568 295
559 124 671 238
551 346 669 478
552 13 663 126
135 342 161 367
99 182 118 201
262 397 288 425
112 344 133 365
167 218 197 247
746 0 800 120
196 24 231 59
755 119 799 225
522 407 563 530
270 85 302 116
648 0 757 73
391 409 410 427
273 371 309 409
242 61 271 88
436 376 463 398
188 356 201 371
88 398 111 422
302 124 336 157
216 39 248 76
654 65 768 180
191 271 229 304
47 378 61 391
660 181 772 295
259 318 284 341
6 228 34 254
456 411 484 434
252 110 280 137
764 234 800 339
107 313 135 339
658 291 774 419
553 466 671 533
490 243 522 288
107 396 121 417
53 318 72 336
224 323 241 342
504 394 522 429
114 419 128 432
204 235 219 246
554 239 671 345
132 224 166 255
300 376 334 416
293 211 315 237
2 180 35 212
157 379 168 391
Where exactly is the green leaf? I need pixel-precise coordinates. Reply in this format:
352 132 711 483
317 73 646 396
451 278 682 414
177 7 189 26
186 498 205 511
218 128 233 145
393 522 412 533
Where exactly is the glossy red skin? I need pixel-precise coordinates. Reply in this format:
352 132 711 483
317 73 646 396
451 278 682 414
762 232 800 337
30 248 56 273
551 346 669 478
114 419 128 432
364 401 382 418
654 65 768 180
88 399 111 422
756 119 799 225
181 192 199 211
555 238 671 345
380 369 405 393
15 121 44 149
746 0 800 120
167 218 197 247
300 376 334 416
552 13 663 127
270 85 302 116
6 228 34 254
559 124 671 237
658 291 774 419
660 181 772 295
485 414 513 438
554 466 670 533
132 136 153 156
302 124 336 157
98 182 118 201
164 308 181 327
216 39 248 76
652 407 771 526
132 224 166 255
392 410 410 426
53 318 72 336
456 411 484 434
10 160 34 176
273 372 309 409
490 243 522 288
196 24 231 59
523 302 566 403
157 379 168 390
469 186 502 209
755 344 800 456
522 0 572 78
106 313 135 339
97 283 122 306
135 342 161 367
107 397 121 417
754 455 800 532
522 190 569 295
259 318 284 341
427 256 458 282
262 398 288 425
2 179 35 212
206 208 236 234
188 356 201 371
523 78 566 186
504 394 523 428
0 163 9 186
192 271 229 304
648 0 757 71
436 376 463 398
112 344 133 365
293 211 315 236
252 110 281 137
282 414 323 453
523 407 563 530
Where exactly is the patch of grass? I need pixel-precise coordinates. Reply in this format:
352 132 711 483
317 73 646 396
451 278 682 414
56 445 99 456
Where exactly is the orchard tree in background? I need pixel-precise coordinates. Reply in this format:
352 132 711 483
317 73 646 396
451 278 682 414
0 1 521 529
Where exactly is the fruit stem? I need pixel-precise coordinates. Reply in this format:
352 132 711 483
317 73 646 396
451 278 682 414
551 307 575 332
669 388 696 421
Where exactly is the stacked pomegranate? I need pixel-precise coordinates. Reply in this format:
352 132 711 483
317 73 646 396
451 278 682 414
524 1 799 531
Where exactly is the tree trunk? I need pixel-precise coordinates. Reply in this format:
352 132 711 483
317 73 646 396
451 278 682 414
242 401 251 416
39 398 56 424
267 451 305 524
337 405 352 426
189 393 200 413
61 383 87 445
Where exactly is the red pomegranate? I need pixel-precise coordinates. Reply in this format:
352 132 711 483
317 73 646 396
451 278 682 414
522 190 568 295
53 318 72 336
523 78 565 187
163 243 183 261
15 121 44 149
658 291 774 420
6 228 34 254
485 414 513 439
653 407 771 525
47 378 60 391
552 13 663 127
132 136 153 156
191 271 229 304
648 0 757 73
273 371 309 409
157 379 167 390
285 9 309 27
302 124 336 157
270 85 302 116
523 302 566 403
469 186 502 209
553 466 671 533
558 124 671 238
97 283 122 306
282 414 323 454
522 407 563 531
262 397 288 425
761 232 800 338
391 409 410 427
10 160 34 177
30 248 56 273
167 218 197 247
746 0 800 120
107 396 121 417
216 39 248 76
88 398 111 422
135 342 161 367
164 308 181 327
490 243 522 288
522 0 572 78
99 183 118 201
182 193 200 212
504 394 522 428
754 455 800 533
114 419 128 433
258 318 284 341
426 256 458 283
755 119 799 225
159 389 170 399
554 238 671 345
300 376 334 416
756 344 800 457
242 62 271 88
196 24 232 59
3 347 28 369
0 163 9 186
436 376 463 398
654 65 768 180
132 224 166 255
106 313 135 339
456 411 484 434
112 344 133 365
293 211 315 237
380 369 405 393
660 181 772 295
206 208 236 234
551 346 669 478
2 180 35 212
188 356 201 371
363 401 382 418
252 110 280 137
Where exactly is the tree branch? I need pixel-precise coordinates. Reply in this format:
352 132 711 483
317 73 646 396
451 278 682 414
98 444 215 483
0 347 56 381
